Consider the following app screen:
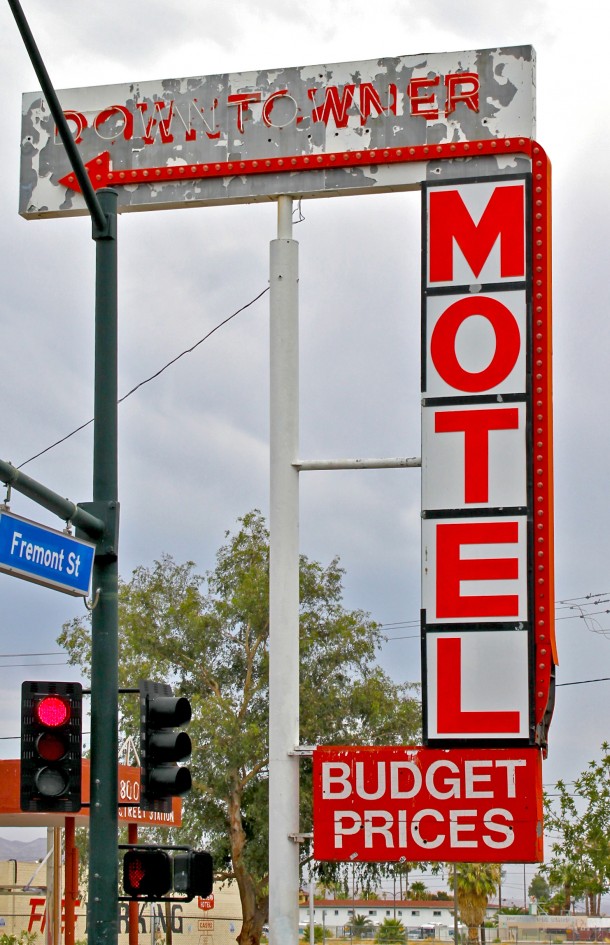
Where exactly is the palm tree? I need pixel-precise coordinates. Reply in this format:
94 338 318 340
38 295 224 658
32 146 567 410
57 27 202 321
454 863 500 945
375 918 406 943
409 881 429 900
350 914 373 939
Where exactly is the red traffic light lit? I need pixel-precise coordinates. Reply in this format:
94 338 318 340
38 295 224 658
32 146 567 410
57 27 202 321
126 856 146 890
121 846 214 901
21 681 83 814
122 848 172 899
35 695 71 727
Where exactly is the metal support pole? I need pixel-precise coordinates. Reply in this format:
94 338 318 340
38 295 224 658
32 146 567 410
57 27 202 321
45 828 54 945
64 818 77 945
309 875 315 945
88 187 120 945
269 195 300 945
53 827 61 945
128 824 139 945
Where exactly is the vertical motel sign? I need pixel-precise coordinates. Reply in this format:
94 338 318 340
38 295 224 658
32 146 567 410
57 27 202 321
422 159 554 747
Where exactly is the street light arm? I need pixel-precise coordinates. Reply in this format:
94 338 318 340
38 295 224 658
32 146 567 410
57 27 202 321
7 0 109 237
0 458 105 538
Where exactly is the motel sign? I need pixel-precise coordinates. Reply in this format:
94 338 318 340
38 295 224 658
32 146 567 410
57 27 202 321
18 42 553 880
421 171 554 746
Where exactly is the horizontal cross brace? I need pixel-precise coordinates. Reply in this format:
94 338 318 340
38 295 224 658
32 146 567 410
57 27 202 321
293 457 421 471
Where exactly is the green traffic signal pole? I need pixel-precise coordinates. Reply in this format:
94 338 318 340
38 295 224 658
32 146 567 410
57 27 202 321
7 4 120 945
88 185 120 945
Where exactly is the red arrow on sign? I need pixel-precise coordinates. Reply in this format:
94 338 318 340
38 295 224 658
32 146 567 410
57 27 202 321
57 140 534 193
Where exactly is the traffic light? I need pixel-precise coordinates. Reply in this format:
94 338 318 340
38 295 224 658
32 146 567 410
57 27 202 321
122 847 172 899
173 850 214 900
121 846 213 901
139 679 192 811
20 681 83 813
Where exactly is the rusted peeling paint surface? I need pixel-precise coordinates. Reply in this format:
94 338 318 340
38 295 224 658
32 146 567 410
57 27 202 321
19 45 535 218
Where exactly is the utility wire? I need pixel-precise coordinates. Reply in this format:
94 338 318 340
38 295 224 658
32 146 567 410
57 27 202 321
0 651 64 658
17 286 269 469
0 661 68 668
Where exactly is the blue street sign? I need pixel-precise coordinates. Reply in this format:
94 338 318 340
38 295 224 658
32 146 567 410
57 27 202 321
0 510 95 597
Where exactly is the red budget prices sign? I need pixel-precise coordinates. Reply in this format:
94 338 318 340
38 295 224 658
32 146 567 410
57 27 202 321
313 746 543 862
421 167 555 746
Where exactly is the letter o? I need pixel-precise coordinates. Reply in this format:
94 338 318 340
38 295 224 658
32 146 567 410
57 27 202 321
262 90 299 128
94 105 134 141
430 296 521 392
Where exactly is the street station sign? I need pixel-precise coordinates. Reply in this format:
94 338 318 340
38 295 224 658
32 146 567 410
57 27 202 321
0 759 181 827
313 745 543 863
19 45 535 217
0 509 94 597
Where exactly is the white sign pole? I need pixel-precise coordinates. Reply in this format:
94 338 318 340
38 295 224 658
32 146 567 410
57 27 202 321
269 195 300 945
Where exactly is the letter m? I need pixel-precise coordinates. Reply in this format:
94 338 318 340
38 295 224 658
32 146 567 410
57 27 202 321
428 182 525 283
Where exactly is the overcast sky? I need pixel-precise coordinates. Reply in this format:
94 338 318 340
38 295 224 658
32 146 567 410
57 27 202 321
0 0 609 898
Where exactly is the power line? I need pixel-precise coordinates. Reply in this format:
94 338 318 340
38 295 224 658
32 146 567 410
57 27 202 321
17 286 269 468
0 651 65 658
0 661 69 669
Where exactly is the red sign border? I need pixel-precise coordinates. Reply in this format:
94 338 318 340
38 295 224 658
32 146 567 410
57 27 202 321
419 146 554 748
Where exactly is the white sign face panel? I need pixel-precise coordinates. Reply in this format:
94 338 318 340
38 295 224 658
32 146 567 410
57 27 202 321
425 179 528 288
18 45 536 218
420 170 546 746
421 402 527 510
423 290 527 399
425 630 530 740
421 515 529 624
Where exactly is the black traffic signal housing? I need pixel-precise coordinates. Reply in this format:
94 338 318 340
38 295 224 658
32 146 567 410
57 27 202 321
121 846 213 902
173 850 214 900
20 681 83 813
139 679 192 811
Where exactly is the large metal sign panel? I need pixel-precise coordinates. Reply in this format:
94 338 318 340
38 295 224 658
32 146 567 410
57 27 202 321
313 745 543 862
421 157 554 747
19 45 535 218
0 509 95 597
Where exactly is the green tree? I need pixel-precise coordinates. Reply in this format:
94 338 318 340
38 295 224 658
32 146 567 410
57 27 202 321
303 926 334 942
543 743 610 915
409 880 429 899
350 913 373 936
455 864 500 945
59 511 420 945
528 872 551 904
375 917 406 943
